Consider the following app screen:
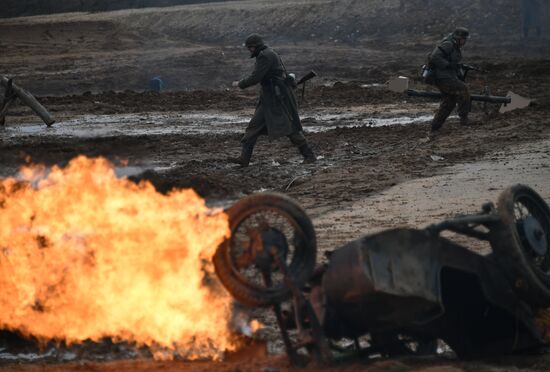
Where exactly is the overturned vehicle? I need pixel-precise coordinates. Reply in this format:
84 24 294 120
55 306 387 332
213 185 550 365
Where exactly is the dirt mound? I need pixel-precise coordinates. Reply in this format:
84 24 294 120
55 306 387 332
40 90 258 114
57 0 544 45
36 84 409 115
32 58 550 115
0 0 238 19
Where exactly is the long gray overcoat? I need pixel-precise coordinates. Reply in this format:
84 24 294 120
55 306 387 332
238 45 302 140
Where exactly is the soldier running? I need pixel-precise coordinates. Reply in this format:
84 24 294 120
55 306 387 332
229 34 316 167
428 27 471 138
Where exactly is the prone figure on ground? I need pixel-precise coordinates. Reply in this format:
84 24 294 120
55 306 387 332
229 34 316 167
427 27 472 137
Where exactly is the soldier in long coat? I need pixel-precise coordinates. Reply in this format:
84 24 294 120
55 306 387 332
230 34 316 167
428 27 471 136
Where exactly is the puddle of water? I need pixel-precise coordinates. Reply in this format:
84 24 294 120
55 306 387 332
1 111 432 140
152 162 179 172
360 83 384 88
0 348 57 362
1 112 249 139
0 345 143 363
114 166 148 177
114 163 184 177
305 115 432 132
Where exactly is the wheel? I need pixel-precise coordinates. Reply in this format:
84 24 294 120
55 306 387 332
495 184 550 307
213 193 317 307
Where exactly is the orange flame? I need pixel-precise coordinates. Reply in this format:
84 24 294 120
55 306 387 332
0 156 235 359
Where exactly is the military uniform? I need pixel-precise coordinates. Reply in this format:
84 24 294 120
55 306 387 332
231 34 316 167
429 28 471 132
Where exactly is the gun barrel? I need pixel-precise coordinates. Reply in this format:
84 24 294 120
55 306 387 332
297 71 317 85
471 94 511 104
406 90 511 104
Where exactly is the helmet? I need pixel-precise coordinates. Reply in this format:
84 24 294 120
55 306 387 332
453 27 470 40
244 34 264 48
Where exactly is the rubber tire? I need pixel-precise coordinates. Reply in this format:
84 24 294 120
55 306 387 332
213 193 317 307
494 184 550 307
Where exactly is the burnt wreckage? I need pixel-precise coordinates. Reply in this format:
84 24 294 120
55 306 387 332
213 185 550 365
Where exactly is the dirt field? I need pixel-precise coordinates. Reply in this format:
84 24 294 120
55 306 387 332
1 0 550 370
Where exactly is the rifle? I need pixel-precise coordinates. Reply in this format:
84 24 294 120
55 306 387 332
295 70 317 103
296 71 317 86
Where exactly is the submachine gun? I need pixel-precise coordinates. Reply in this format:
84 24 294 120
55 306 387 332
458 64 487 82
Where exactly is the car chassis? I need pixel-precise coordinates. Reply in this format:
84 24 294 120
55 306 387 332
213 185 550 366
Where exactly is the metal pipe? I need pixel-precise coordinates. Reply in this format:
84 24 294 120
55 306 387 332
427 214 501 237
406 89 511 104
0 76 55 126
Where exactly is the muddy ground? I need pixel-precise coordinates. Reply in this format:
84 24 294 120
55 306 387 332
1 0 550 370
2 79 550 372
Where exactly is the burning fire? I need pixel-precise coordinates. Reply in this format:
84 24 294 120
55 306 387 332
0 156 236 359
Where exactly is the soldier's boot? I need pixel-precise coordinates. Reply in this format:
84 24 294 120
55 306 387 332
427 111 450 142
430 114 447 136
431 95 456 133
459 115 469 126
298 144 317 164
228 143 255 167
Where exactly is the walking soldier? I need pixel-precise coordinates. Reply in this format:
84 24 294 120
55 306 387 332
230 34 316 167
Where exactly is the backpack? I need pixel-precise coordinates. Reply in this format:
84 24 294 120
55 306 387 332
422 39 454 85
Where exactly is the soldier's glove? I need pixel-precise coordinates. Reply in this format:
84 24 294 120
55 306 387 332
232 81 240 88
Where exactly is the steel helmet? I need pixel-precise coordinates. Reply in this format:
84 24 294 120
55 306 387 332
244 34 264 48
453 27 470 40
